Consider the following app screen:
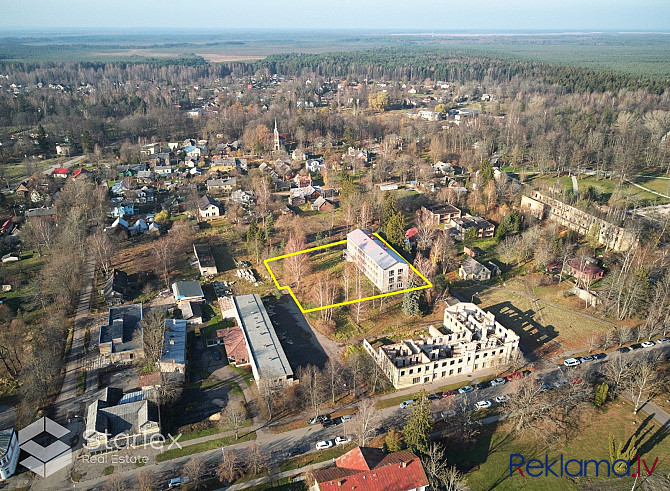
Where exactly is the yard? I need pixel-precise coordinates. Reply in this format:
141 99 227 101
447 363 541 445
452 276 620 354
454 399 670 490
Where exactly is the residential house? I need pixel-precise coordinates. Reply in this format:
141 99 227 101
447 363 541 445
345 228 409 293
198 196 221 220
432 161 455 174
291 148 308 161
16 182 29 198
141 143 160 156
364 302 519 389
51 167 69 179
289 186 321 206
159 319 187 375
378 182 399 191
136 186 154 203
72 168 90 180
55 143 71 156
450 214 495 239
206 177 236 195
463 246 483 258
109 202 135 218
311 196 335 212
305 159 322 173
0 429 19 480
193 244 218 276
293 174 312 188
418 109 443 121
521 191 637 252
419 204 462 227
111 180 131 196
101 269 128 306
154 165 174 176
85 391 159 453
459 256 493 281
310 446 429 491
25 206 57 220
172 281 204 303
210 157 236 173
217 324 249 367
230 189 255 207
565 258 605 283
98 304 143 363
180 301 203 325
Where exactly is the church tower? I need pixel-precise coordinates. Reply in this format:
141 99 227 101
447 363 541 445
273 118 281 151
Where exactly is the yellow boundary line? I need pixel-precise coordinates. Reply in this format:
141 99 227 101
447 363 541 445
263 233 433 313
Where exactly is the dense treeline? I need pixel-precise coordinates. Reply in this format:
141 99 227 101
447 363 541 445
236 49 668 95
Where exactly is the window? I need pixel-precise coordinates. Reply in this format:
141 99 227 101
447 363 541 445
442 361 447 367
457 367 462 374
400 370 405 376
397 282 403 288
441 371 446 377
417 367 422 373
449 369 453 376
409 369 413 374
450 360 455 365
412 377 420 384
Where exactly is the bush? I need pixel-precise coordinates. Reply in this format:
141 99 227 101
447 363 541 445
102 465 114 476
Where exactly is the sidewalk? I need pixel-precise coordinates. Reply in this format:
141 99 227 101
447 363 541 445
626 395 670 428
223 460 333 491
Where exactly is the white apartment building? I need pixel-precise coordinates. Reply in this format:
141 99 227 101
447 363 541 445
0 429 19 480
345 228 409 293
364 302 520 389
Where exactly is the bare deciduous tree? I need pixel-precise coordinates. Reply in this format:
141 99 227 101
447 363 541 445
182 456 206 489
422 443 467 491
298 364 326 418
138 308 167 365
626 357 659 414
137 469 156 491
354 398 376 446
89 227 116 276
324 359 343 404
217 450 242 483
246 443 267 476
221 401 247 440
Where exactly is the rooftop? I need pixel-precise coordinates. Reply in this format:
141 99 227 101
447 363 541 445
172 281 204 300
347 228 407 271
99 304 143 353
0 428 14 456
422 203 461 215
193 244 216 269
234 294 292 381
161 319 187 366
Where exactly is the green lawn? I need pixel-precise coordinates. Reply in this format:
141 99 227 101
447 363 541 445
156 431 257 462
278 443 357 472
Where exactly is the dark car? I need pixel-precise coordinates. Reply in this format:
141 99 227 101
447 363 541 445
331 417 343 425
593 353 607 360
321 419 335 428
630 344 643 350
476 382 489 390
618 347 631 353
522 370 532 377
287 448 303 457
308 414 331 425
428 393 441 400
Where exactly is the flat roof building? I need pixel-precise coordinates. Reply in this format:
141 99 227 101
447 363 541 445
346 228 409 293
98 304 143 363
172 281 204 303
159 319 187 375
364 302 519 389
233 294 294 386
193 244 218 276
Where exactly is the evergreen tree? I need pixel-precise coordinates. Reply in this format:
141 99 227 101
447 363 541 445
594 382 609 407
36 124 50 155
384 427 404 453
246 221 259 244
264 213 275 241
385 212 405 252
402 276 422 317
81 130 93 154
464 227 478 249
403 390 432 455
480 159 494 183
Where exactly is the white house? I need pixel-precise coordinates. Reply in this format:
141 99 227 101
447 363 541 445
198 196 220 220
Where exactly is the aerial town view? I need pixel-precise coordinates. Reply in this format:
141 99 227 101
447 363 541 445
0 1 669 490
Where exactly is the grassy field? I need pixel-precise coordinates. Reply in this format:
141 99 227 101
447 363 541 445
456 399 670 490
453 277 619 354
155 431 257 462
278 442 358 472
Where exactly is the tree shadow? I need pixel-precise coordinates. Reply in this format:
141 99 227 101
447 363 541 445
485 301 559 353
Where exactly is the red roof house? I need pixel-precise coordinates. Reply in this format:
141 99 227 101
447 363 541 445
217 324 249 367
566 258 605 283
311 447 429 491
72 168 90 179
405 227 418 244
51 167 70 178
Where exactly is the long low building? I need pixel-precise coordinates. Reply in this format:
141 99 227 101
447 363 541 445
232 294 294 387
364 302 519 389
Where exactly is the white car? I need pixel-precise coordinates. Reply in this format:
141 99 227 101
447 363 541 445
495 395 509 404
641 341 656 348
340 414 355 421
563 358 581 367
474 400 492 410
316 440 334 450
400 400 415 409
335 436 352 446
491 378 507 386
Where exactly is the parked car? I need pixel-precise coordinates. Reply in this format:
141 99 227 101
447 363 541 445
563 358 581 367
441 410 457 418
593 353 607 360
495 395 509 404
442 390 456 398
400 400 415 409
476 381 490 390
507 372 522 381
287 447 303 457
631 343 643 350
475 400 492 410
340 414 355 422
308 414 331 425
491 378 507 386
641 341 656 348
458 385 474 394
169 477 190 488
316 440 334 450
657 337 669 343
428 393 441 400
579 356 594 363
334 436 352 446
618 347 631 353
322 419 335 428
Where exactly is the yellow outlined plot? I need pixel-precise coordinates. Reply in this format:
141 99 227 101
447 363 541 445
263 233 433 313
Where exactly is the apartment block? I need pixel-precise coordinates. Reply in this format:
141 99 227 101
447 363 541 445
345 229 409 293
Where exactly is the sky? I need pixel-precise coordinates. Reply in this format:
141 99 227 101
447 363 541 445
0 0 668 31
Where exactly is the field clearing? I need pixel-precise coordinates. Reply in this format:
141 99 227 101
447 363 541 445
453 278 617 353
459 399 670 490
532 175 668 205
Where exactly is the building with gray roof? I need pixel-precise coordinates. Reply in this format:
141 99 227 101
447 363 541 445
346 228 409 293
0 428 19 480
171 281 204 302
85 398 160 453
233 294 294 387
159 319 187 375
98 304 143 363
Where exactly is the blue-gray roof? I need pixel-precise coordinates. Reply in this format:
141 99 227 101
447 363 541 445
161 319 187 366
347 229 407 270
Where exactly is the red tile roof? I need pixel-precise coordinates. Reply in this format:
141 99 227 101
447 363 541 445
139 372 162 388
52 167 69 175
217 324 248 365
72 168 90 178
313 447 429 491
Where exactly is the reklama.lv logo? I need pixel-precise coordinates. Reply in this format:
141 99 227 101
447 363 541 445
510 454 659 478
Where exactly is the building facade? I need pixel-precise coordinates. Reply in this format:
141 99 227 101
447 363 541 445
364 302 519 389
345 229 409 293
0 429 19 480
419 203 462 226
521 191 637 251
